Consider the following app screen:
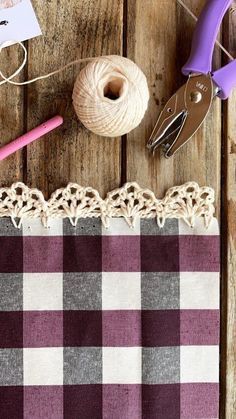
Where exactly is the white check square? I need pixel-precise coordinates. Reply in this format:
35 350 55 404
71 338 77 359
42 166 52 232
179 217 219 235
180 346 219 383
180 272 219 309
103 347 141 384
24 348 63 385
102 218 140 235
102 272 141 310
23 273 63 310
22 218 63 236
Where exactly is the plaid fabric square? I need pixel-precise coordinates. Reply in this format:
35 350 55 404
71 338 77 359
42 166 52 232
0 216 220 419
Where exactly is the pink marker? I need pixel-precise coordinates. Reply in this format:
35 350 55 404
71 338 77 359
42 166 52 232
0 115 64 161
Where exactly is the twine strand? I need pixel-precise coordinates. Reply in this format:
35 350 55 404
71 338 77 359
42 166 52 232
0 0 234 88
177 0 234 61
0 41 150 137
0 41 96 86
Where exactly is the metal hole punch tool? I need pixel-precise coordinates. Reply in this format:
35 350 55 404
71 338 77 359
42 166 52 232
147 0 236 158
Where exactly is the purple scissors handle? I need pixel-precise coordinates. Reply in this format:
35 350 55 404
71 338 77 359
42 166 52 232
182 0 236 99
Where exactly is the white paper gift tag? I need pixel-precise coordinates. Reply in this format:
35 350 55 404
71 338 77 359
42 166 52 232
0 0 41 47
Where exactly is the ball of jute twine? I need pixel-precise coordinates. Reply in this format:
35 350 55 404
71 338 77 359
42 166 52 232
72 55 150 137
0 44 149 137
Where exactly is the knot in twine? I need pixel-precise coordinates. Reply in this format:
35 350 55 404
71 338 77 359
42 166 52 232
72 56 149 137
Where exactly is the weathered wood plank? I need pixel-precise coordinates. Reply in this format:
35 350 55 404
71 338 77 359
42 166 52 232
26 0 123 198
126 0 176 195
126 0 221 215
222 6 236 418
0 45 25 185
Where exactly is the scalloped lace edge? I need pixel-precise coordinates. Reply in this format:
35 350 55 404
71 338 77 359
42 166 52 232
0 181 216 229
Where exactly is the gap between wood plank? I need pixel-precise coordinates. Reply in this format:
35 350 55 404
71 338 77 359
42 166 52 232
220 12 230 419
220 103 228 419
22 40 28 185
121 0 128 185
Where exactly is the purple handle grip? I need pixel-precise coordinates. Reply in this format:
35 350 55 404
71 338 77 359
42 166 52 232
182 0 232 75
213 60 236 99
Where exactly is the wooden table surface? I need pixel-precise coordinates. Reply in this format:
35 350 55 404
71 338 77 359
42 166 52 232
0 1 235 417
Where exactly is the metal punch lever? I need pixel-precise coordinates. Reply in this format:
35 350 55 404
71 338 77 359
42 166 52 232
147 74 214 158
147 0 236 158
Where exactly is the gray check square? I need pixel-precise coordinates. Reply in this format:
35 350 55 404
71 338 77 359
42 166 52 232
142 347 180 384
0 349 23 385
142 272 179 309
140 218 179 235
63 272 102 310
0 219 22 236
63 218 102 236
64 347 102 384
0 273 23 311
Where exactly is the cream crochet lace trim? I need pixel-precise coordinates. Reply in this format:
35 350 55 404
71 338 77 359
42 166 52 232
0 181 215 229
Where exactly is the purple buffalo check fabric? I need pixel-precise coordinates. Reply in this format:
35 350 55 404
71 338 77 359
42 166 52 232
0 216 220 419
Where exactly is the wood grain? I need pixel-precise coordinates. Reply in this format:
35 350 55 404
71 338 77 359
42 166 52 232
0 44 25 184
26 0 123 198
222 6 236 418
126 0 221 214
0 2 233 415
126 0 177 196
